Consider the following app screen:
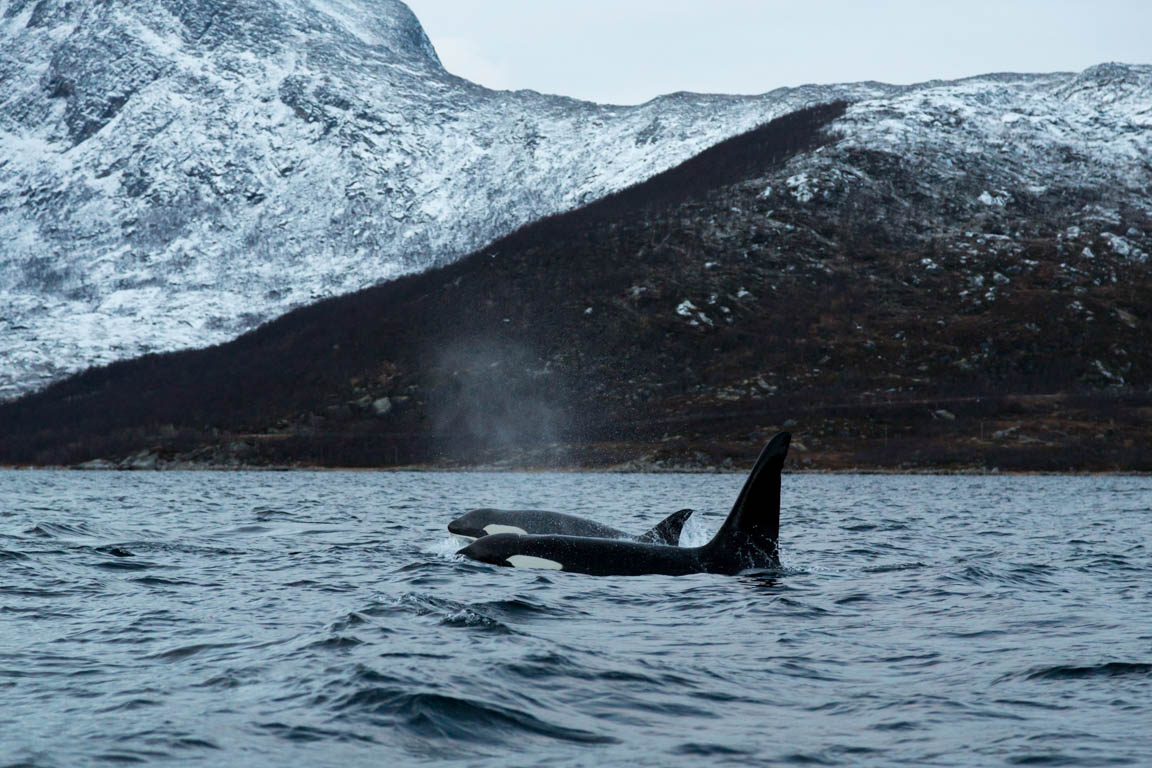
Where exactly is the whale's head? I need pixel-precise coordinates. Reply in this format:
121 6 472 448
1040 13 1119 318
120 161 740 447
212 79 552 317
447 509 488 540
457 533 564 571
447 509 530 541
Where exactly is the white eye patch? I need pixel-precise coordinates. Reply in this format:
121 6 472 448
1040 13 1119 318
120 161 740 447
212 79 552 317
483 524 528 535
505 555 563 570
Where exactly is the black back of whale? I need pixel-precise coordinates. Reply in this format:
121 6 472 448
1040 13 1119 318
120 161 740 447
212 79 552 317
448 508 693 545
457 432 790 576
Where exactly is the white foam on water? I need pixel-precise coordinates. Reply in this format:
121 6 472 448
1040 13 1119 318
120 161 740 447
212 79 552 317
677 513 719 548
426 535 471 557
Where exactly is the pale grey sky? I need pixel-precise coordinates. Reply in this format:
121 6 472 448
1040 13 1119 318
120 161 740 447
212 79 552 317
403 0 1152 104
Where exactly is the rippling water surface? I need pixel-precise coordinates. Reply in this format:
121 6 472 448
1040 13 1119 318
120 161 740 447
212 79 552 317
1 470 1150 766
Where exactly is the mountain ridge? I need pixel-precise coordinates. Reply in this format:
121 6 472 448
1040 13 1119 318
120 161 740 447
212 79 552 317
3 1 1149 399
2 100 1149 472
0 0 887 398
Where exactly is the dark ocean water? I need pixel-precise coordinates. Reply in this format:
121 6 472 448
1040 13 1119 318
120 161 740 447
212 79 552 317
1 469 1150 767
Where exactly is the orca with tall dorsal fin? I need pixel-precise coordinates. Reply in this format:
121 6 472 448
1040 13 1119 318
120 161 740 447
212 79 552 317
448 507 693 545
457 432 789 576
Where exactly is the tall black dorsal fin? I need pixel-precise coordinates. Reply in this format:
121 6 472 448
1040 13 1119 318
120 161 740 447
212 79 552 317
635 508 694 545
707 432 790 555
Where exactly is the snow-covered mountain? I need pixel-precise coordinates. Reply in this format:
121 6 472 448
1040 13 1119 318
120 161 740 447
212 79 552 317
0 0 1149 400
778 63 1151 241
0 0 879 398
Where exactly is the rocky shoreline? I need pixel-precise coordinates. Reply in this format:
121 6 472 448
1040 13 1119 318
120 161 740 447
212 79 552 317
7 461 1145 476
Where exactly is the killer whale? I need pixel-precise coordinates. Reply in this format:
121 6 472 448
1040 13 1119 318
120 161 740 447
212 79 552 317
448 507 693 545
457 432 790 576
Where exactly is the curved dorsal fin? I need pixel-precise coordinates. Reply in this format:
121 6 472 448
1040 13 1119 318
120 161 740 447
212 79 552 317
635 508 694 545
707 432 791 555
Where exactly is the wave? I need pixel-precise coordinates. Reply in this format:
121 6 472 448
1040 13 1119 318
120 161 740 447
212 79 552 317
361 593 516 634
1023 662 1152 681
22 521 102 538
331 686 616 745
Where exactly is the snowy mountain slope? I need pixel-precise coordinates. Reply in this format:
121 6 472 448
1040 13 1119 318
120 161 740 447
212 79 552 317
786 64 1152 229
0 0 883 398
0 1 1149 400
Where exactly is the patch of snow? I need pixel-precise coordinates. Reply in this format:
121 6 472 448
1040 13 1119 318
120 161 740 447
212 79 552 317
1093 359 1123 383
786 173 816 203
1101 232 1146 261
675 299 713 328
978 190 1009 206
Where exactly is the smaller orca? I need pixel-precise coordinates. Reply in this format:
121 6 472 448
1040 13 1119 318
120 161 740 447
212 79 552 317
448 508 693 545
457 432 790 576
